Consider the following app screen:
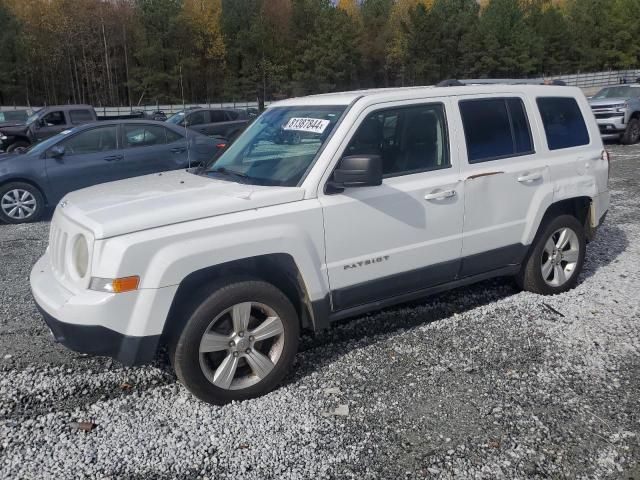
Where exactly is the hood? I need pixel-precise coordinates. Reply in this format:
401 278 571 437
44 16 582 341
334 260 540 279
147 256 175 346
589 97 628 107
61 169 306 239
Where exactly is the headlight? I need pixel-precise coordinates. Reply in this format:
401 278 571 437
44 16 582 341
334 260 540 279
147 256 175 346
0 134 7 141
616 104 628 113
71 235 89 279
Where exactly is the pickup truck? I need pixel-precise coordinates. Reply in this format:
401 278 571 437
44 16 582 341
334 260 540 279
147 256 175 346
0 105 97 152
588 84 640 144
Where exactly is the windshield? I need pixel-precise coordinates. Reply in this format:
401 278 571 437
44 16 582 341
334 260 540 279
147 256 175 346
166 111 186 125
593 86 640 99
203 106 345 186
27 129 74 155
26 111 41 125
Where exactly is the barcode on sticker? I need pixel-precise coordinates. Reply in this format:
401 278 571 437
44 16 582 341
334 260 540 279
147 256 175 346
283 117 330 134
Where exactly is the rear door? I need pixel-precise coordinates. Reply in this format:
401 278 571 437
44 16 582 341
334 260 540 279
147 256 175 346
453 94 550 277
45 124 122 200
121 123 189 176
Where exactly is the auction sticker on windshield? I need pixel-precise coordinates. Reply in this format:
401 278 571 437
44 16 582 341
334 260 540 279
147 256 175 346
283 117 330 134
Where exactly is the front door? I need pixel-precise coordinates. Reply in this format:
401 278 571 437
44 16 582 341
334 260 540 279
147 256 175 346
34 110 68 142
320 100 464 311
45 125 122 202
453 95 549 277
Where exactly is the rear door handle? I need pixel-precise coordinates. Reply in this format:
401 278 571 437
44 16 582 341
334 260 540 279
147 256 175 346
517 172 542 183
171 147 187 153
103 154 123 162
424 189 457 201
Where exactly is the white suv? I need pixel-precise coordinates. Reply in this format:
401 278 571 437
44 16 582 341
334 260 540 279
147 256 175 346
31 85 610 404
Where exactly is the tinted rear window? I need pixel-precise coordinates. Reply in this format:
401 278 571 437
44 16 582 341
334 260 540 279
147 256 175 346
459 98 534 163
536 97 589 150
69 109 94 124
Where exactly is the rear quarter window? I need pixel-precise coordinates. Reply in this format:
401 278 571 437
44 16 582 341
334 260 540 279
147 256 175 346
536 97 589 150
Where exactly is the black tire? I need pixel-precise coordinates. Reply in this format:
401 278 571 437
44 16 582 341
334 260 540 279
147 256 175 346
171 279 300 405
6 140 30 153
621 117 640 145
0 181 45 224
517 215 586 295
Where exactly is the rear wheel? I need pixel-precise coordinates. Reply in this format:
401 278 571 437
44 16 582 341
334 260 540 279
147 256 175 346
171 279 300 404
518 215 586 295
0 182 45 224
621 117 640 145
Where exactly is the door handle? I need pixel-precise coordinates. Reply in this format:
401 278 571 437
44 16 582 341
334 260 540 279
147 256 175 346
103 154 123 162
171 147 187 153
424 189 457 201
517 172 542 183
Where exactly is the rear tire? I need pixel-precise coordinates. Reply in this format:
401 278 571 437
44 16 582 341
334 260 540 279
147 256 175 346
171 279 300 405
621 117 640 145
0 182 45 224
518 215 586 295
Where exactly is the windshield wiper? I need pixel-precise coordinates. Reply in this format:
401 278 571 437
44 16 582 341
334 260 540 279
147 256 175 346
207 166 253 184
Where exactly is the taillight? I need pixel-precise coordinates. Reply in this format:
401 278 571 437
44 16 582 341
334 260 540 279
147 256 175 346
602 149 610 177
216 143 227 149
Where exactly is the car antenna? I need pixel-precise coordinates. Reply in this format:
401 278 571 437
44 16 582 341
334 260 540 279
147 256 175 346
179 65 192 169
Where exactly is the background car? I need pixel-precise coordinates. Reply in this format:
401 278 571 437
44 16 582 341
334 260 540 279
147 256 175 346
0 120 225 224
166 107 250 141
588 84 640 143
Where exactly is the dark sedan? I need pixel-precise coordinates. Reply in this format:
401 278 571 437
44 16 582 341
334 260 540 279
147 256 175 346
0 120 227 224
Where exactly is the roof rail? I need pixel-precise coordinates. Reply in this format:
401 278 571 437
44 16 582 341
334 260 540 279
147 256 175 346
436 78 567 87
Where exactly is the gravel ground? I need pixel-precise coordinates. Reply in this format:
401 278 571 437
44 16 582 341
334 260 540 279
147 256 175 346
1 144 639 479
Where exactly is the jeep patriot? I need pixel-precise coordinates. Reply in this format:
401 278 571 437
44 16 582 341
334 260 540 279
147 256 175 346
31 85 610 404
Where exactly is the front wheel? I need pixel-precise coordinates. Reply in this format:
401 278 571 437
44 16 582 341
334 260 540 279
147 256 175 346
621 118 640 145
171 279 300 404
0 182 45 224
518 215 586 295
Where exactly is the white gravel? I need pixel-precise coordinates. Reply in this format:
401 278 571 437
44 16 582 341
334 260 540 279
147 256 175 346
1 144 639 479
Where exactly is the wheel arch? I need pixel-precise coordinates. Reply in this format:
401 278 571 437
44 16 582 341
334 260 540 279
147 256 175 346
527 196 592 251
161 253 318 343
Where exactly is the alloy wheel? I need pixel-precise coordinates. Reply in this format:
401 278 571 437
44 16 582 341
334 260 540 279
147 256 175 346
1 189 37 220
198 302 285 390
540 227 580 287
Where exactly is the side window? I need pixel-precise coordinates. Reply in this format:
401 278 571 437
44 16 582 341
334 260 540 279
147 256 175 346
209 110 227 123
459 98 534 163
123 125 167 148
225 110 240 121
59 126 118 155
69 109 94 124
536 97 589 150
165 128 183 143
186 111 207 126
42 111 66 126
345 103 450 177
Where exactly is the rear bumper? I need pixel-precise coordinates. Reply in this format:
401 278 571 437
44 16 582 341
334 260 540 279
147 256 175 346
36 303 159 365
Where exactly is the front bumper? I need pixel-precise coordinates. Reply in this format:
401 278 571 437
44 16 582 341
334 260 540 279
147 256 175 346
595 117 625 139
36 304 159 365
30 252 169 366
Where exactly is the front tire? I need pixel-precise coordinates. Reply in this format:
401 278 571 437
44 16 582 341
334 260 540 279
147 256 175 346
171 279 300 405
0 182 45 224
6 140 30 153
518 215 586 295
621 117 640 145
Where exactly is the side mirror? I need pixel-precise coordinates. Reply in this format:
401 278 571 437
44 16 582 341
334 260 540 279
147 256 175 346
50 145 65 158
331 155 383 189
